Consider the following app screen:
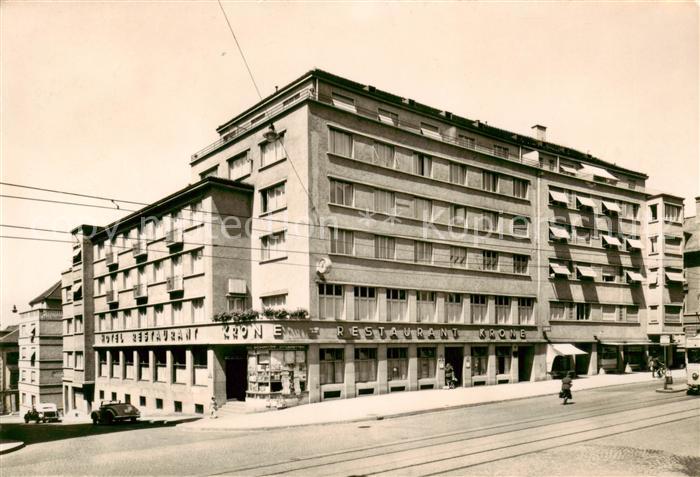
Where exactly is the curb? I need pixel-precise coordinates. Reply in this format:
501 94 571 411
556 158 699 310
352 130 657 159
183 378 666 432
0 441 25 455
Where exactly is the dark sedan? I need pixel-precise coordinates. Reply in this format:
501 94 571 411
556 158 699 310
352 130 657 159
91 401 140 425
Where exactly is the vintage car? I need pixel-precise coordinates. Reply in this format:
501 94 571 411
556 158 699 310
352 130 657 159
91 401 140 425
24 403 61 423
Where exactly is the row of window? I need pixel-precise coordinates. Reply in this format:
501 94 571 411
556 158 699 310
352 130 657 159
320 345 512 385
329 92 517 166
63 351 85 369
548 188 640 220
548 223 641 251
318 284 535 324
330 179 530 236
328 129 529 199
549 261 644 284
95 299 206 332
329 229 530 274
97 347 208 385
94 250 203 295
649 203 683 223
64 315 84 335
204 133 287 182
93 201 204 261
549 302 639 322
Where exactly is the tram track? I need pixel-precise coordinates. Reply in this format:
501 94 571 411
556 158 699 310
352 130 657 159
209 392 695 477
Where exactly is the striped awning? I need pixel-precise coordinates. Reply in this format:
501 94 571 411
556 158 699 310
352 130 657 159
549 225 571 240
665 272 685 283
549 190 569 205
580 164 618 181
576 196 596 209
601 201 621 214
626 271 644 283
602 235 622 247
550 263 571 276
576 265 597 279
626 238 643 250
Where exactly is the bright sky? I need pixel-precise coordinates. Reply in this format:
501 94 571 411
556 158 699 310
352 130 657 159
1 2 698 327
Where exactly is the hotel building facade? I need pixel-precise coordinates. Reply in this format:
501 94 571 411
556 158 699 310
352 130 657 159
61 70 686 414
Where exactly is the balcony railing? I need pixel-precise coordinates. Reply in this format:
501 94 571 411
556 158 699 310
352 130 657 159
132 241 147 258
106 289 118 304
133 283 148 299
191 88 314 162
166 276 183 293
165 228 183 247
105 251 118 268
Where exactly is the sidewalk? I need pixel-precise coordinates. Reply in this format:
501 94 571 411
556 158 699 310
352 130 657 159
184 370 687 431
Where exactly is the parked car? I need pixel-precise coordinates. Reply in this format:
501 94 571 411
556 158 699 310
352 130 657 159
91 401 140 425
24 403 61 423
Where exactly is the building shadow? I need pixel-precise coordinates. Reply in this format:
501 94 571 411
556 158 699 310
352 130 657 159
0 417 200 447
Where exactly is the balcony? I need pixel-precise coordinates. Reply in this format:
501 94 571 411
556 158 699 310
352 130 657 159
133 283 148 299
132 241 147 258
106 289 118 304
166 275 183 293
105 251 118 268
165 228 183 247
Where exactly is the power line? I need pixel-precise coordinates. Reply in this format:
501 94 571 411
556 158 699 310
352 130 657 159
0 181 145 206
216 0 262 99
1 191 660 263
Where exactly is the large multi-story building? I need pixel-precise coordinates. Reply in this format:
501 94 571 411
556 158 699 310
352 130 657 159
17 282 63 412
63 69 687 414
0 325 19 414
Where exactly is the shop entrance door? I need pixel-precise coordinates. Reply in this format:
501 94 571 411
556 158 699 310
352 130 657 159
518 346 534 382
225 347 248 401
444 347 464 385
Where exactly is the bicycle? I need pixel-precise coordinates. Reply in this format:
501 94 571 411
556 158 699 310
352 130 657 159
654 363 667 378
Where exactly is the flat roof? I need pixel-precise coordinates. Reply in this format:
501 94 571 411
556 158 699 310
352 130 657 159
214 68 649 179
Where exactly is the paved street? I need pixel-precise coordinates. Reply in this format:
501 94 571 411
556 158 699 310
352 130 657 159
2 381 698 476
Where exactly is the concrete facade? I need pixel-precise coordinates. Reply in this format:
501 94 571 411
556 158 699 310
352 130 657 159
63 69 688 413
683 197 700 331
17 282 63 412
0 326 19 414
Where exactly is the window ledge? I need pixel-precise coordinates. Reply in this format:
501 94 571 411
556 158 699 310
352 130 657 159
259 206 287 218
260 256 288 265
229 172 251 182
259 157 287 172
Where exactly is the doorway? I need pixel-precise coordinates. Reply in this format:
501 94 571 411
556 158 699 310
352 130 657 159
225 347 248 401
518 346 534 382
444 347 464 385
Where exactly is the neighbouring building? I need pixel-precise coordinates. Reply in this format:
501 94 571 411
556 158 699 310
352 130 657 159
64 69 687 414
0 325 19 414
17 282 63 412
683 197 700 340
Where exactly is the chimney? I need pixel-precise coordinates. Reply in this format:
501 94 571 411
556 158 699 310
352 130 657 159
532 124 547 142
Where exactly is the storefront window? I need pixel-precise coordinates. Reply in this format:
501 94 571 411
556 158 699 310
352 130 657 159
138 348 150 381
172 348 186 384
154 349 167 382
472 347 488 376
320 348 344 385
98 350 107 377
193 347 207 386
418 347 436 379
249 348 307 395
387 347 408 381
354 348 377 382
496 346 511 375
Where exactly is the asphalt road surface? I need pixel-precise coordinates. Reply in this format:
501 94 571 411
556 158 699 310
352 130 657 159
2 381 699 476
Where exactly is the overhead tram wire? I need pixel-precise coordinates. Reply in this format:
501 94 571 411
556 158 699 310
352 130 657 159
0 190 657 262
0 224 665 273
214 1 319 217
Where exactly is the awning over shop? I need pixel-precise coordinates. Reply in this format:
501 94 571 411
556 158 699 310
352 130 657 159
579 164 618 181
550 263 571 277
665 272 685 283
626 238 643 250
549 190 569 205
576 265 597 279
626 271 644 283
549 225 571 241
576 196 596 210
601 200 621 214
546 343 588 371
601 235 622 247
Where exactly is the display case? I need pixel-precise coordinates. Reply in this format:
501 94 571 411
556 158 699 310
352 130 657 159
246 347 307 404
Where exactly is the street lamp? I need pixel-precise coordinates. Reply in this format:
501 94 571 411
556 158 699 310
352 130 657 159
263 124 280 143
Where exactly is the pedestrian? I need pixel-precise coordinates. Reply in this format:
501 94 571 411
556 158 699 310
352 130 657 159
651 357 660 377
209 396 218 419
648 355 655 376
560 371 574 405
